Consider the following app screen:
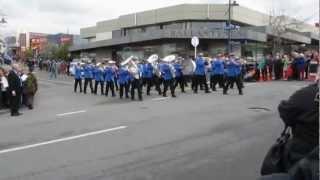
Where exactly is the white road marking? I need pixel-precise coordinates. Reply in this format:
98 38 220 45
56 110 87 116
151 97 170 101
0 126 127 155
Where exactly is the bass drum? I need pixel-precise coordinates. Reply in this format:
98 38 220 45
182 59 196 75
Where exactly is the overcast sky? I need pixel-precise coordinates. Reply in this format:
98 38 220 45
0 0 318 36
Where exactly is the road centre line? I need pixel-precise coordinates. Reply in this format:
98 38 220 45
0 126 127 155
56 110 87 116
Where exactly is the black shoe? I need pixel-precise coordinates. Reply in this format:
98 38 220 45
131 98 135 101
120 96 123 99
212 88 217 91
112 94 116 97
205 91 211 93
194 91 198 94
172 94 177 98
239 91 243 95
163 94 167 97
28 105 33 110
126 96 130 99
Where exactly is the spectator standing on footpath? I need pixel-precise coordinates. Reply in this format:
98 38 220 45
282 55 290 80
267 54 274 80
0 67 9 109
7 64 22 116
49 60 58 79
297 54 306 81
24 68 38 109
274 55 284 80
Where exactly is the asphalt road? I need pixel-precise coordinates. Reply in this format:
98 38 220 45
0 71 312 180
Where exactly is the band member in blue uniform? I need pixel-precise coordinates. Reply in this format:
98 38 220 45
83 62 94 94
144 61 154 95
160 60 176 97
223 55 243 95
210 54 225 91
93 63 104 95
112 63 119 91
118 65 130 99
74 63 83 93
153 60 162 95
104 61 116 97
194 53 210 93
173 60 185 93
129 58 143 101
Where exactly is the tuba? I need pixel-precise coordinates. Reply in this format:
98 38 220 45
147 54 161 77
163 55 176 79
122 56 140 79
182 58 196 75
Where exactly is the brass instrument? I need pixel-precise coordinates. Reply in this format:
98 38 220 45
121 56 140 79
147 54 161 77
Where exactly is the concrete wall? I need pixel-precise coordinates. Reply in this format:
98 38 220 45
80 26 96 39
79 4 317 41
93 48 112 60
232 6 269 26
96 19 119 33
208 41 226 55
96 32 112 41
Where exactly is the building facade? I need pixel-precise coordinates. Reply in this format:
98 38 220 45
70 3 319 61
14 32 81 59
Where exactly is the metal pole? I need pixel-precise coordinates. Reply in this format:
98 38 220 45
318 0 320 56
228 0 231 54
195 47 197 59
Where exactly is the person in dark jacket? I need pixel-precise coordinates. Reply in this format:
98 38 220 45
266 54 274 80
274 55 284 80
278 83 319 170
7 64 22 116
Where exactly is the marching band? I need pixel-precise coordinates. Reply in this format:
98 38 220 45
73 53 244 101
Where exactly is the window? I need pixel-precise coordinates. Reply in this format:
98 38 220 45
141 27 146 33
160 24 164 30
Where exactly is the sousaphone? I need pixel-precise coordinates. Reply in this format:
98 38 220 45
182 58 196 75
162 55 176 63
121 56 133 66
147 54 159 64
147 54 161 77
162 55 176 78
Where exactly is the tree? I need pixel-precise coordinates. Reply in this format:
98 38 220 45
25 48 34 59
268 10 303 55
40 43 70 61
55 44 70 60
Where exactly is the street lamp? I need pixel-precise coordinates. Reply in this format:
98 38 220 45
227 0 239 54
